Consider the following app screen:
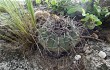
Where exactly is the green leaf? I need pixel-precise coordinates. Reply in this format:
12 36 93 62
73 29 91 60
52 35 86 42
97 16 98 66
51 0 57 5
82 8 86 16
45 0 49 4
67 8 76 14
95 20 102 26
67 5 82 14
105 12 110 17
87 24 96 29
36 0 41 4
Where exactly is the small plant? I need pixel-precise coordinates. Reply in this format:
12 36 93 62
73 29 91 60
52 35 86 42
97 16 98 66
45 0 68 15
81 13 102 29
85 0 110 21
81 0 110 29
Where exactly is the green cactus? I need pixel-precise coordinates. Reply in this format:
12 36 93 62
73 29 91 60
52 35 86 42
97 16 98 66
37 17 80 53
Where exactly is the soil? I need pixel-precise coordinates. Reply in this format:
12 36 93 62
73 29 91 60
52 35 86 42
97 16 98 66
1 38 110 70
0 41 86 70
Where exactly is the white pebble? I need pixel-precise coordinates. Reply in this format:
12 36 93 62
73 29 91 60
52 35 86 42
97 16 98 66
74 55 81 60
98 51 107 59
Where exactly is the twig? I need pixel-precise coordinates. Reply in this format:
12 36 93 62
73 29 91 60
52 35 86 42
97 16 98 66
80 36 103 42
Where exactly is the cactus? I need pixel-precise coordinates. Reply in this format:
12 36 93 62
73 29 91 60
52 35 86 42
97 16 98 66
37 16 80 53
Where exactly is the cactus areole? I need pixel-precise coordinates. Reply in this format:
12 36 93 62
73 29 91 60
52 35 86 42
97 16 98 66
37 17 80 53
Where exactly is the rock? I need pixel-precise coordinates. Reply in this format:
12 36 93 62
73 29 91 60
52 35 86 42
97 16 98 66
74 55 81 60
98 51 107 59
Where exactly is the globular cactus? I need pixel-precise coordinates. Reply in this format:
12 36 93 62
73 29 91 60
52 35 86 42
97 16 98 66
38 20 79 53
35 11 80 53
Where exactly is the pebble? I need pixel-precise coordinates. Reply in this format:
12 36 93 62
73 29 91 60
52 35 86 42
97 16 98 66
74 55 81 60
98 51 107 59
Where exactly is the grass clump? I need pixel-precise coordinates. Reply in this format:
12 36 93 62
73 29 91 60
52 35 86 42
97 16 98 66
0 0 38 51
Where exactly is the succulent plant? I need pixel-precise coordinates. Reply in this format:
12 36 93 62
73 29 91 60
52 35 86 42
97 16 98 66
37 17 80 53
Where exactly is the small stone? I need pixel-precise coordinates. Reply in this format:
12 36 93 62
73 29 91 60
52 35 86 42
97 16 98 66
98 51 107 59
74 55 81 60
73 61 76 63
